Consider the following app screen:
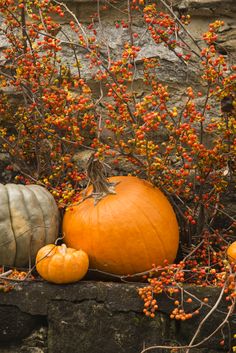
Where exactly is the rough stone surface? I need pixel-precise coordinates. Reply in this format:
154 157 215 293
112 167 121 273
0 2 235 350
0 281 235 353
0 0 236 184
0 305 41 342
1 0 235 91
0 327 47 353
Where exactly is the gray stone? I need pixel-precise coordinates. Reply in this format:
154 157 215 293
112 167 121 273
72 149 94 171
0 327 47 353
47 300 172 353
0 305 42 342
0 282 234 353
175 0 236 13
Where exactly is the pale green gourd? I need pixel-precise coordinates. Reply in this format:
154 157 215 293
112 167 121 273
0 184 59 267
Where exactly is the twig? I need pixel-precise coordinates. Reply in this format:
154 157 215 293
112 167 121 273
0 268 35 282
157 0 202 52
97 0 112 70
140 292 234 352
0 270 13 278
52 0 89 47
185 282 227 352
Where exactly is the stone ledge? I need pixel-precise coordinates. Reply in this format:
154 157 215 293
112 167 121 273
0 281 235 353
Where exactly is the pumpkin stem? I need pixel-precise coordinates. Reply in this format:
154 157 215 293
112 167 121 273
86 154 118 205
59 243 67 255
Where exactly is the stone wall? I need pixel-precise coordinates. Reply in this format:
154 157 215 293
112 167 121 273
0 0 236 182
0 4 235 352
55 0 236 87
1 0 236 101
0 0 236 181
57 0 236 107
0 281 235 353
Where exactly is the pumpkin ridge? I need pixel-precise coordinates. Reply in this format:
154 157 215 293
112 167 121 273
107 196 134 275
47 252 60 282
24 186 47 252
28 185 48 243
26 186 48 236
93 183 158 274
85 193 135 274
63 253 71 281
18 186 34 266
119 194 150 275
5 184 18 266
27 185 57 244
138 195 173 263
39 186 59 244
115 178 173 272
0 185 16 266
122 184 170 273
89 203 98 269
43 248 54 281
129 197 166 271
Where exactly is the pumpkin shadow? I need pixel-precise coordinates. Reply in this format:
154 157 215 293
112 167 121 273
84 268 149 283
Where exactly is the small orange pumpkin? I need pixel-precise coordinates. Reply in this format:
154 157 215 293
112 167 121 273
63 174 179 276
226 241 236 264
36 244 89 284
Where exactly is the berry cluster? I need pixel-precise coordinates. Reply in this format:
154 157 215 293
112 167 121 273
138 232 236 321
0 1 235 265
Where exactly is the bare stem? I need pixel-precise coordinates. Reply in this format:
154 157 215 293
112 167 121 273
86 154 118 204
0 270 13 278
157 0 202 52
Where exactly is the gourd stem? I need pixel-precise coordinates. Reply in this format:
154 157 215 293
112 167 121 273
86 154 117 204
59 244 67 255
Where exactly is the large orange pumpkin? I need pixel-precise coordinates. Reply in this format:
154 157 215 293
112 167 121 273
226 241 236 264
36 244 89 284
63 175 179 276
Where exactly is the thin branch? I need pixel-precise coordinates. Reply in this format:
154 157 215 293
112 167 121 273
0 270 13 278
140 290 234 352
52 0 89 47
157 0 202 52
185 282 227 352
